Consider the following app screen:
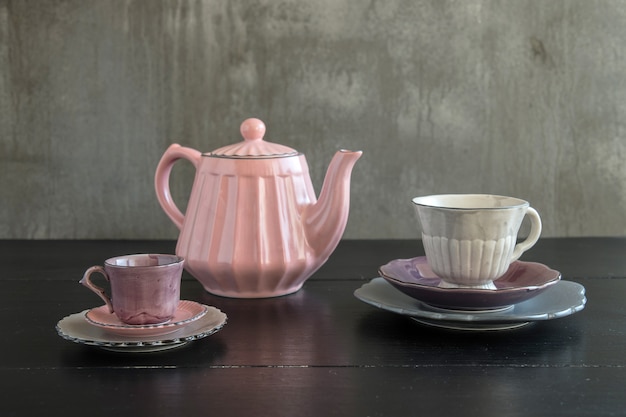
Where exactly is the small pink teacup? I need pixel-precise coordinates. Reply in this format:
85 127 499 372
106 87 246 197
80 254 184 325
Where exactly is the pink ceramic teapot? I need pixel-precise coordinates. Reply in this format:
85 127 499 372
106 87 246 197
155 118 362 298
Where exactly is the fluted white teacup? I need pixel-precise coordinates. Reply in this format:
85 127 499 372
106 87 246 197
412 194 542 289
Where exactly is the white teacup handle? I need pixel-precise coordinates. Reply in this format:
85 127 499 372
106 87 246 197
79 266 114 313
510 207 542 262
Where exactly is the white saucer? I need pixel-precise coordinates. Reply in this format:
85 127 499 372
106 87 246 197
85 300 209 337
57 305 227 352
354 278 586 331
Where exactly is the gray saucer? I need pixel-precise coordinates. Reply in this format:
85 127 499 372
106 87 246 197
354 278 586 331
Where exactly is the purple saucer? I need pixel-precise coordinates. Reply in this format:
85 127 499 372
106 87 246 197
378 257 561 311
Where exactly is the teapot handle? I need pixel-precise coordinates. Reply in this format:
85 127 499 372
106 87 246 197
154 144 201 230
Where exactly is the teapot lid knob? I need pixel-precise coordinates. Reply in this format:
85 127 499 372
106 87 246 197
240 118 266 141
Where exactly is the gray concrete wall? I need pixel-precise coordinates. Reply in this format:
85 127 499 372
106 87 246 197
1 0 625 239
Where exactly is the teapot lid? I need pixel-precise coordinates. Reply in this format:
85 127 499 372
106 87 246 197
210 118 299 158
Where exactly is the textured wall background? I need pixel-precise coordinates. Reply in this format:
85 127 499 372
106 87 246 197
1 0 625 239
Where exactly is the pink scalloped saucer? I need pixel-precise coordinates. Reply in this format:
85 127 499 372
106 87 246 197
85 300 209 337
378 257 561 311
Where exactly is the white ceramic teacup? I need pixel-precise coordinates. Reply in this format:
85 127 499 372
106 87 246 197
412 194 542 289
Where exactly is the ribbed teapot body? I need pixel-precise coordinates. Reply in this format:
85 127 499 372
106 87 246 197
176 155 319 298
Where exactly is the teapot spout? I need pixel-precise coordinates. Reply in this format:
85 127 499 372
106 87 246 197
304 149 362 260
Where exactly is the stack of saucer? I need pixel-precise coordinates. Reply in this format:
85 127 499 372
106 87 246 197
56 300 227 353
354 256 586 331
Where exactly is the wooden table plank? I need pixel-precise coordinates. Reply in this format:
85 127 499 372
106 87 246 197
3 367 624 417
2 278 624 369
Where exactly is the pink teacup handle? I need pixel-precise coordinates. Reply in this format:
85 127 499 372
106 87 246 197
510 207 542 262
79 266 114 313
154 143 202 230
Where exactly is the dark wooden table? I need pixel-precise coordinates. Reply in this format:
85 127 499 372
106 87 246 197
2 238 625 417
